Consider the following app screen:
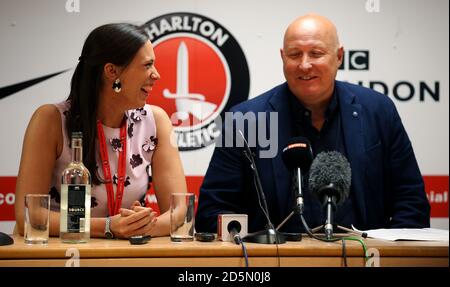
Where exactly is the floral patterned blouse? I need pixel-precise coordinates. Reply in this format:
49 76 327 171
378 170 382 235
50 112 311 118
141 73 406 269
49 101 158 217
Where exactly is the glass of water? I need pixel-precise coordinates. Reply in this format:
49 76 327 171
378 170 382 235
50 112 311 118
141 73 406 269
170 193 195 242
24 194 50 244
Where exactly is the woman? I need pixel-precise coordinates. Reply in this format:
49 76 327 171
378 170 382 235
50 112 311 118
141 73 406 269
15 23 187 238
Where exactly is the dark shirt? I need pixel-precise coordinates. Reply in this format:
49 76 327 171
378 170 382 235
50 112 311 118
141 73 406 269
286 88 357 232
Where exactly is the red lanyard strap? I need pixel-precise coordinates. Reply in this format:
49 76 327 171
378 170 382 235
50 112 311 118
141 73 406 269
97 119 127 216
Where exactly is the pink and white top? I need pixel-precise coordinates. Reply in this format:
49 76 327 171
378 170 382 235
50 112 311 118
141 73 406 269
50 101 158 217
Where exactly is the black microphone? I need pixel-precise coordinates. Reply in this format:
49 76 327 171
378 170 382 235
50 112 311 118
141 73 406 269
309 151 351 240
281 137 313 214
238 130 285 244
227 220 242 245
239 131 271 224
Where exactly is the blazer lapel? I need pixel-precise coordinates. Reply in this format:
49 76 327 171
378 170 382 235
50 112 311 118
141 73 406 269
337 82 367 226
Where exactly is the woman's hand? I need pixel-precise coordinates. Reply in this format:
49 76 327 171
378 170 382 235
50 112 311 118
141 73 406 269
109 202 157 238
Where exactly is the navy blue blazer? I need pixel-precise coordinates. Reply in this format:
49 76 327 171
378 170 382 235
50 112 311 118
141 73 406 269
195 81 430 233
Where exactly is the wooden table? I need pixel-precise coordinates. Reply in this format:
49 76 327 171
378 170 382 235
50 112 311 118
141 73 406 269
0 234 448 267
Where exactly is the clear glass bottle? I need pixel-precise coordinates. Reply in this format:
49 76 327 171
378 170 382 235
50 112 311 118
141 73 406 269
60 132 91 243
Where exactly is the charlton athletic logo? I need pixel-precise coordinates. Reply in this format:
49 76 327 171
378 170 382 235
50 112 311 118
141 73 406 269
143 12 250 150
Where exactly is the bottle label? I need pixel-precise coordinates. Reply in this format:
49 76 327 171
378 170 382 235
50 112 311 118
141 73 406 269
67 185 86 232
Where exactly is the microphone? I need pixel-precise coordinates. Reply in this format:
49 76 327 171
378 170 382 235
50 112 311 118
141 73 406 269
217 214 248 242
227 220 242 244
309 151 351 240
238 130 285 244
281 137 313 214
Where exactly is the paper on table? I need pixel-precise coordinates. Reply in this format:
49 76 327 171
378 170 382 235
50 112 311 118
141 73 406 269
352 226 449 242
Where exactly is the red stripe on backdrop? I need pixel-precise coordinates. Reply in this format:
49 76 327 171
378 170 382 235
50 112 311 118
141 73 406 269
0 177 16 220
423 176 449 217
0 175 447 220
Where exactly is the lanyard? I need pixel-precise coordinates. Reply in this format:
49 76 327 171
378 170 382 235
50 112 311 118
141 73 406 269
97 119 127 216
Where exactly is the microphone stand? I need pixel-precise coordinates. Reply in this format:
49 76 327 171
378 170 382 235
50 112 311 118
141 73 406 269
276 169 304 231
324 195 335 240
239 131 285 244
276 181 367 241
311 184 368 239
311 224 368 238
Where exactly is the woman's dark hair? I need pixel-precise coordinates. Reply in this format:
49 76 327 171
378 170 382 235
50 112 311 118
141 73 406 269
66 23 149 185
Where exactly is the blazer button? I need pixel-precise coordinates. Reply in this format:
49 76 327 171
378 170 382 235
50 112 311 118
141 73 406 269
352 111 358 117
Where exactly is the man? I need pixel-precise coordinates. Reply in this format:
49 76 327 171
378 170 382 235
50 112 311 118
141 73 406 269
195 14 430 234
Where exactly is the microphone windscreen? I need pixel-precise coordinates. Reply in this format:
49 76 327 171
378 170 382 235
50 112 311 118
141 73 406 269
308 151 351 205
282 137 313 171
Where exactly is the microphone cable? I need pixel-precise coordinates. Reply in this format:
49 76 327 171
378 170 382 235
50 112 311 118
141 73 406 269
299 213 369 266
340 236 369 267
298 215 371 267
232 233 249 267
300 214 369 266
300 213 342 242
341 238 347 266
241 240 249 268
229 220 250 267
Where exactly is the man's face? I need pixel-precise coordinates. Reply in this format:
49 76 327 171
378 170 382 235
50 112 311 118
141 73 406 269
281 19 343 106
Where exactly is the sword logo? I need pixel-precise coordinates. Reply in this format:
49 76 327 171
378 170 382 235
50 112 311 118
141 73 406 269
163 41 217 122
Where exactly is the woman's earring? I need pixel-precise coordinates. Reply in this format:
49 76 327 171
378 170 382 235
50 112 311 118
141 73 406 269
112 79 122 93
